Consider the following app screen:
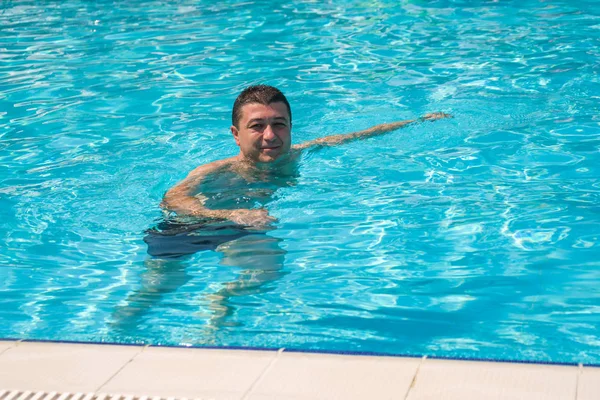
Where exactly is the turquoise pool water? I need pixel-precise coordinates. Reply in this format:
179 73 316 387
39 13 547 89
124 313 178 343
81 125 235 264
1 0 599 364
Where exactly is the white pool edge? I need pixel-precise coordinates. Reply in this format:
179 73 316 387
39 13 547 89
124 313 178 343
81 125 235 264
0 340 598 399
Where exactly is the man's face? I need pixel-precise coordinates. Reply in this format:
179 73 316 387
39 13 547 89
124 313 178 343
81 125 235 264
231 102 292 163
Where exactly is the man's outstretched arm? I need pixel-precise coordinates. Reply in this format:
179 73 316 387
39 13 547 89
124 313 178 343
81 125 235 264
161 157 275 227
293 112 451 151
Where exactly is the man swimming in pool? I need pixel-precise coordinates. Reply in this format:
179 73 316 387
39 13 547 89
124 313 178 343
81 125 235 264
161 85 451 227
129 85 450 329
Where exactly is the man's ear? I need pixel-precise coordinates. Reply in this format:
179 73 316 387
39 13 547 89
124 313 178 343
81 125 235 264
231 125 240 146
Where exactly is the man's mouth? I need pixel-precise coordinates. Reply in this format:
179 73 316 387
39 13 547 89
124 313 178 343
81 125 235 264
261 145 280 150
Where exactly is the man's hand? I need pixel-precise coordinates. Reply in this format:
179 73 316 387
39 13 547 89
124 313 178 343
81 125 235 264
421 112 453 121
229 208 277 228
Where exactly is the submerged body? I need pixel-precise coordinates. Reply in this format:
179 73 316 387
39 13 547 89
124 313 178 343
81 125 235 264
147 157 299 258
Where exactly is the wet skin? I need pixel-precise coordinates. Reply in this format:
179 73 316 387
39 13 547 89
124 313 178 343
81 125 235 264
231 102 292 164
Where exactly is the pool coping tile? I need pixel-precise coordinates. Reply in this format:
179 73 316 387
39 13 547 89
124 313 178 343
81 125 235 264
0 341 143 393
406 357 579 400
100 345 279 399
0 340 16 355
578 365 600 400
245 351 422 400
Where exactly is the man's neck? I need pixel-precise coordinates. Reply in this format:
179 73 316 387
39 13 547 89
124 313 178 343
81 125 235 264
232 152 299 182
235 153 293 170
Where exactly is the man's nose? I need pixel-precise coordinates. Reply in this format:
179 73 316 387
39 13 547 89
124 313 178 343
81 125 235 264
263 124 276 140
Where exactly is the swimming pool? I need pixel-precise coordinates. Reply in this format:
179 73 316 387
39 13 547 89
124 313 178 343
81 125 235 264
1 0 599 365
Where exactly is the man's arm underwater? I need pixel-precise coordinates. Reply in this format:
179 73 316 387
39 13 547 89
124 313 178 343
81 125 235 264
161 157 275 227
292 112 451 151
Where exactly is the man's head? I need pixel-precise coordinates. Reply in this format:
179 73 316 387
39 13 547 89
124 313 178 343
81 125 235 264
231 85 292 163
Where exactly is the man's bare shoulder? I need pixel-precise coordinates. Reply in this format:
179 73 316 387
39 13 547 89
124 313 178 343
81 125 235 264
165 156 239 200
186 156 238 178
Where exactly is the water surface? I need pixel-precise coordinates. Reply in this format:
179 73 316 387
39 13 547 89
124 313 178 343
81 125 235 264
1 0 599 364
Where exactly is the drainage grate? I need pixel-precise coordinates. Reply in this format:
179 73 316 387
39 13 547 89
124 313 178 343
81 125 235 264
0 391 210 400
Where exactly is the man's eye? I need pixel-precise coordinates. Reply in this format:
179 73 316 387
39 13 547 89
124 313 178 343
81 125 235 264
274 122 286 127
250 124 264 130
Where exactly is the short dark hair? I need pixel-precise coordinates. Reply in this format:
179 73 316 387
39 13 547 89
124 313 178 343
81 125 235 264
232 85 292 128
